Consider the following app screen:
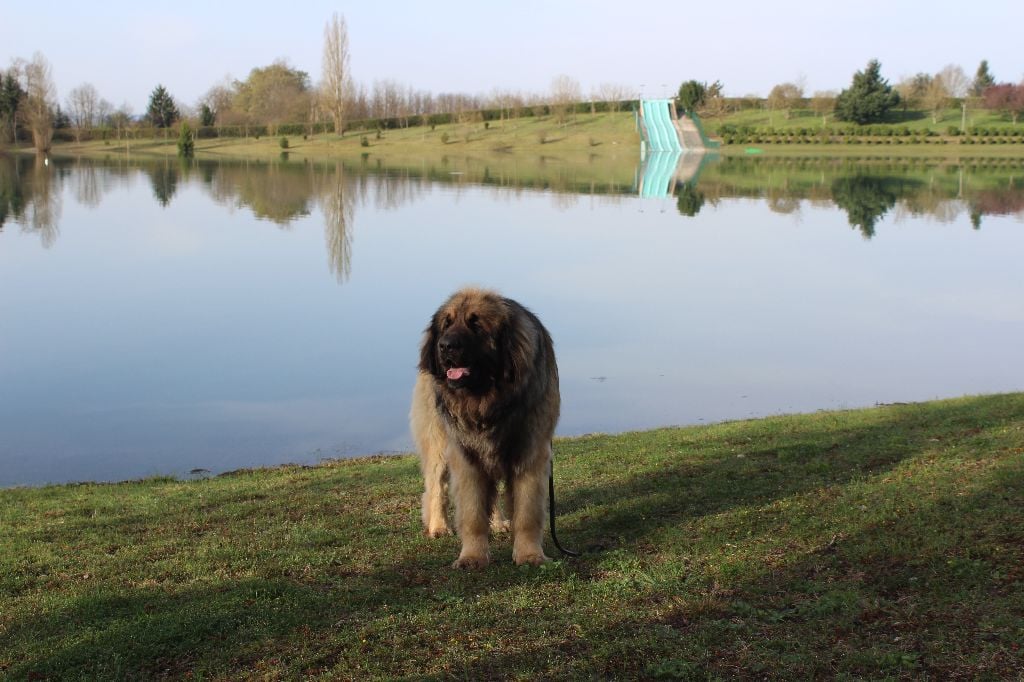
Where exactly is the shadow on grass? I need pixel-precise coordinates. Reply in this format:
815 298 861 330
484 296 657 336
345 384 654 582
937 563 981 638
3 394 1021 678
557 395 1021 551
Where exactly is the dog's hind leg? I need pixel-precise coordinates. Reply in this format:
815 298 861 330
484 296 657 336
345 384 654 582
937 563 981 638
490 483 511 534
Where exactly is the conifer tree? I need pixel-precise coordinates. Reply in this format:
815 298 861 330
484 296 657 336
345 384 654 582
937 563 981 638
834 60 900 124
971 60 996 97
146 84 179 128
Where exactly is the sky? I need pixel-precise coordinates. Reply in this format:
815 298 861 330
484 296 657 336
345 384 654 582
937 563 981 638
3 0 1022 115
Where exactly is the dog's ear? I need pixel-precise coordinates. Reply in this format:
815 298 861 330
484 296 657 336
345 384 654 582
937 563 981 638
419 311 442 377
497 312 528 388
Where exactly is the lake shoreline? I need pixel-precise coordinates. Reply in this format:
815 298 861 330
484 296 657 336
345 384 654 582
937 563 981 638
2 392 1017 491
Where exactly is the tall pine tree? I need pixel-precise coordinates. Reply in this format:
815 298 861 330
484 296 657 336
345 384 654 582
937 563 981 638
0 71 26 142
146 84 179 128
834 60 900 124
971 60 996 97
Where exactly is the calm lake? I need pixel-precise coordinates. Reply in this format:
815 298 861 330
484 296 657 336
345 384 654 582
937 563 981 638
2 152 1022 487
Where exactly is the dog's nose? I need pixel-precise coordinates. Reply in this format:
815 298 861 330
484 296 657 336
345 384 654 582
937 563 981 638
438 335 462 355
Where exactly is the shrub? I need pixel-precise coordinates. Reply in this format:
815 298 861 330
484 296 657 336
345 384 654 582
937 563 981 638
176 122 194 158
440 132 450 144
947 126 961 136
279 137 289 149
360 136 369 147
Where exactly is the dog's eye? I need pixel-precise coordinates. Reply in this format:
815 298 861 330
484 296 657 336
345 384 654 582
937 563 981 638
441 314 453 329
467 314 480 330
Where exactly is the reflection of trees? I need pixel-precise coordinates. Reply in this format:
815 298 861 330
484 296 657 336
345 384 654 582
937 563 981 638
830 175 901 239
72 159 103 207
0 155 61 247
146 159 179 207
675 181 705 217
702 156 1024 237
204 161 313 224
317 162 355 282
766 194 801 215
967 187 1024 229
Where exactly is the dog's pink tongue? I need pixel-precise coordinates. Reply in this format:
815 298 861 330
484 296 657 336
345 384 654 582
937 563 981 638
446 367 470 380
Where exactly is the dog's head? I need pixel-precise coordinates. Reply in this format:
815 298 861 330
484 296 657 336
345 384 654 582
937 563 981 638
419 288 524 391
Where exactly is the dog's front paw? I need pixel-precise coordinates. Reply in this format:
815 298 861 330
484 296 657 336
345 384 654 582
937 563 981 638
425 524 452 538
512 551 550 567
451 554 490 570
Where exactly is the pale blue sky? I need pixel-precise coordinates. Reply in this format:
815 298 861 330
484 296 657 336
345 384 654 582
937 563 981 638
3 1 1021 114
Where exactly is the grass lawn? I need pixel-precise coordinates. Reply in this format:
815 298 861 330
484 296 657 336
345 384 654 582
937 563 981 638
2 393 1022 679
701 106 1022 135
27 112 640 164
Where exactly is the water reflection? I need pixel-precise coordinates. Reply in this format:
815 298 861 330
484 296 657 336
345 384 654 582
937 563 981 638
696 156 1024 233
830 175 906 238
1 152 1023 487
0 155 62 247
5 154 1021 257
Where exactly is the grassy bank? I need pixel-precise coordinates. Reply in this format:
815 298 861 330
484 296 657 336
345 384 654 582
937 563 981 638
2 393 1022 679
18 112 640 164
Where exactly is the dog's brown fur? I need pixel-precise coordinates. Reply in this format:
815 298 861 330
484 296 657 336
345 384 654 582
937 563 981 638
410 288 559 568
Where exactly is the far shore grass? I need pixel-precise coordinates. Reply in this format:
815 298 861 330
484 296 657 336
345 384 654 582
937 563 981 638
2 393 1022 679
21 112 641 165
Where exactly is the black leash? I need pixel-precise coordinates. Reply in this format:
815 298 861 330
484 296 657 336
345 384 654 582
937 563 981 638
548 460 581 557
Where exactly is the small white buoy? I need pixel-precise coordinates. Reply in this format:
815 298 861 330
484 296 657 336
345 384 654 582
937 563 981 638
44 157 49 166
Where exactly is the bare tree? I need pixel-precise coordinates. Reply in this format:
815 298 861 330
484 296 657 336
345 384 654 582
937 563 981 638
596 83 632 112
200 78 235 127
896 73 932 111
937 64 969 99
550 74 581 124
321 12 350 135
923 77 950 124
108 102 133 140
810 90 836 126
66 83 100 142
22 52 56 152
767 82 803 121
97 98 113 128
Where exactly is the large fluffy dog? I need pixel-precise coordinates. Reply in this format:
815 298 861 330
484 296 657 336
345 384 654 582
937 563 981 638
410 288 559 568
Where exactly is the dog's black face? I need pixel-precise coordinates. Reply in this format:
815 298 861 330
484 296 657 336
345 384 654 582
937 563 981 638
420 291 506 392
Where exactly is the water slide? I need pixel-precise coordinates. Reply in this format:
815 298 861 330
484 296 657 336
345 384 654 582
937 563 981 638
640 99 683 152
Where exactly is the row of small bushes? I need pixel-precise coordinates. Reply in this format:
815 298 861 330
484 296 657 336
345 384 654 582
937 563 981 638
720 134 1024 145
965 126 1024 136
719 123 1023 139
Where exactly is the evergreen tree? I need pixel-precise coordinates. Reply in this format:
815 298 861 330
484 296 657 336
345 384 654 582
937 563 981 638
52 104 70 129
0 71 26 142
676 80 706 114
200 103 215 127
971 60 996 97
146 84 179 128
177 121 194 157
834 60 900 125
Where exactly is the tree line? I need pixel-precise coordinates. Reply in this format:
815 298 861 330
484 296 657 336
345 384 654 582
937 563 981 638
4 25 1022 155
678 59 1024 127
1 13 635 152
